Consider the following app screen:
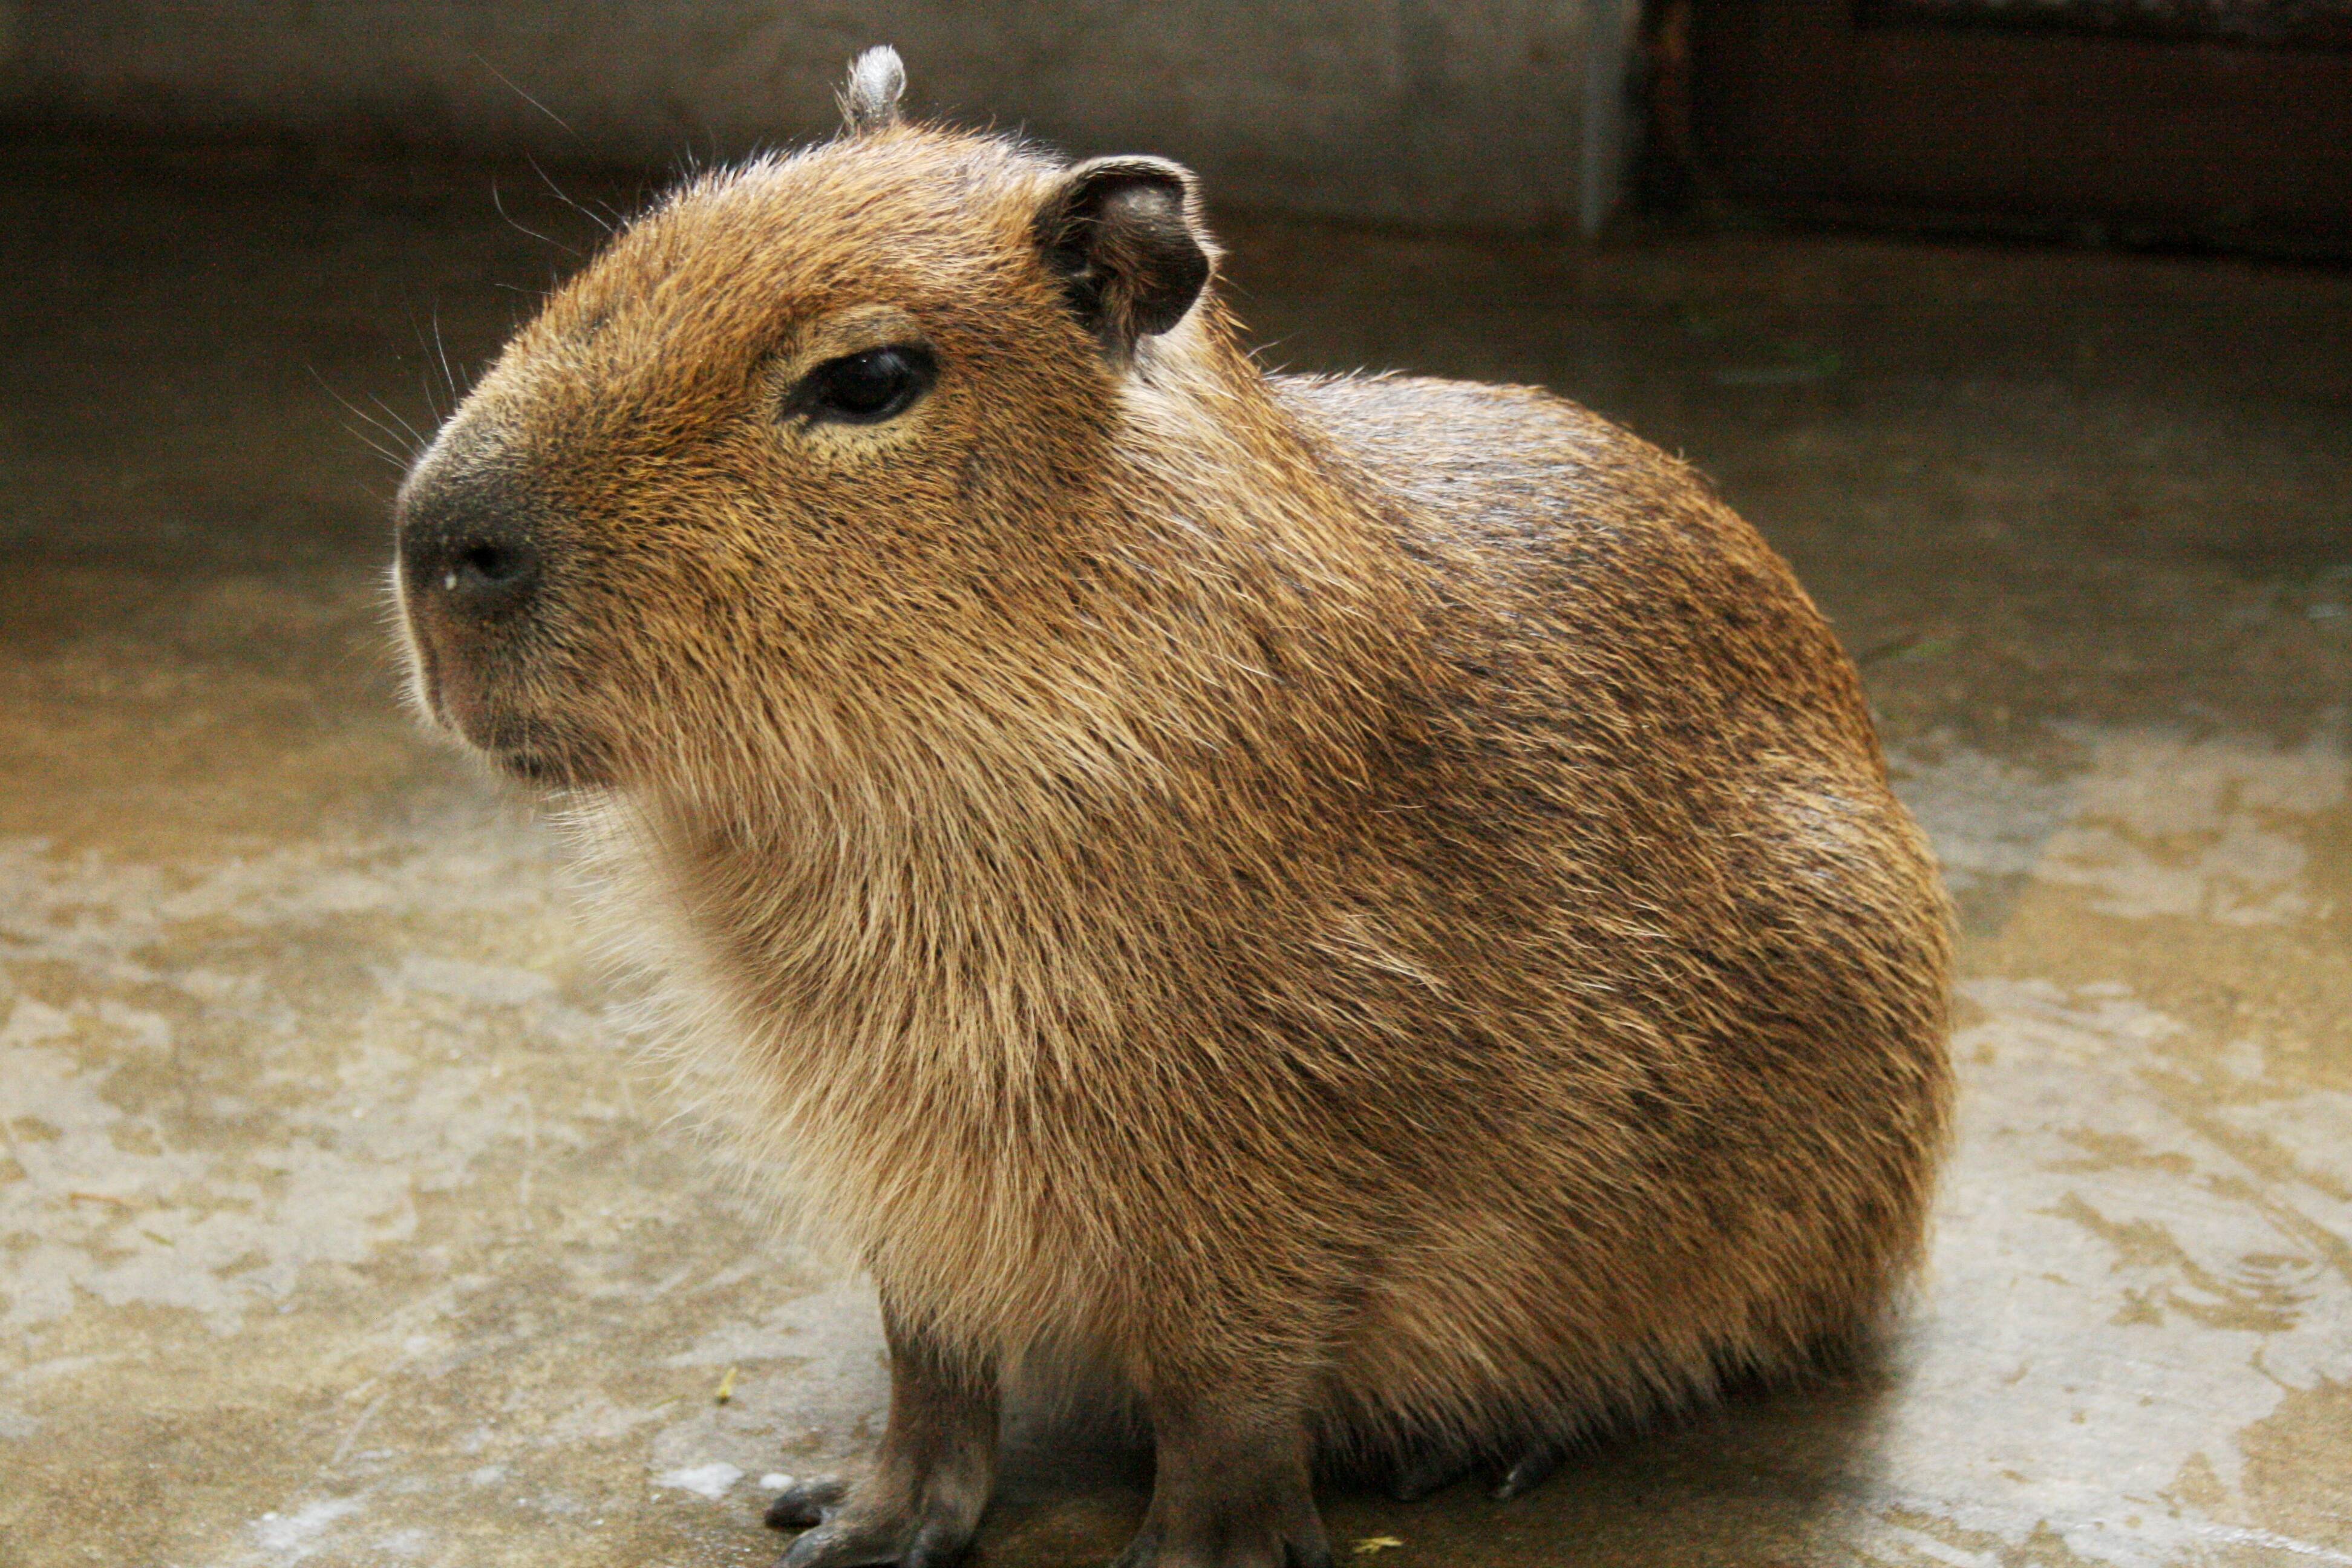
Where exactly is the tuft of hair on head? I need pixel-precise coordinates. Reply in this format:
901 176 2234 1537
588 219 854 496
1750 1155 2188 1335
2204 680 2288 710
838 45 907 135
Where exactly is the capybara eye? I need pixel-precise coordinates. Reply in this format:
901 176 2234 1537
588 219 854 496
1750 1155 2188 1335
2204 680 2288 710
794 344 936 425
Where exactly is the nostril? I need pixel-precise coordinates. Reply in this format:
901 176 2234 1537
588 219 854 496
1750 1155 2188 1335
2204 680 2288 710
396 474 545 619
437 535 541 612
452 541 527 591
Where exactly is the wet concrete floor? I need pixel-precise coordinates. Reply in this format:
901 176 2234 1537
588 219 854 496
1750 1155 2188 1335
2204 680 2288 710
0 139 2347 1567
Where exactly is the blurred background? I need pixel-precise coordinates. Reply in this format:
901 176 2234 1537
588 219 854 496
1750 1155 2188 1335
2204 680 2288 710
1 5 2347 1568
2 0 2348 243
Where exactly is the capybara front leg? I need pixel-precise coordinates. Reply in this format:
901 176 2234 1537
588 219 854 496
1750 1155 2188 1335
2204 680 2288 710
768 1302 997 1568
1114 1387 1331 1568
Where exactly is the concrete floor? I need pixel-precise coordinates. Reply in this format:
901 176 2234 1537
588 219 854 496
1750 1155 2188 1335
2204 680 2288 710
1 138 2347 1568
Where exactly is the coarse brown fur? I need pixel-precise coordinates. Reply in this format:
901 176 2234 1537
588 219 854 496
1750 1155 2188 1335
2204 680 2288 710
394 51 1952 1568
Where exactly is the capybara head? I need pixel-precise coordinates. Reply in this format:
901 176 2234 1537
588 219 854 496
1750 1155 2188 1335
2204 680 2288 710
394 48 1219 802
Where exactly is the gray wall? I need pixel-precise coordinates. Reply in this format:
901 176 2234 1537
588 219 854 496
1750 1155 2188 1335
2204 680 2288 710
0 1 1637 232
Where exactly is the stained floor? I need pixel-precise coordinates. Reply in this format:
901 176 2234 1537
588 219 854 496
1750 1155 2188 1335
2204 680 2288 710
1 138 2347 1567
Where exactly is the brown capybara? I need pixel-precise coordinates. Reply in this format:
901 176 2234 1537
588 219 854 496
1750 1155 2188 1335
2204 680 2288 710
394 47 1951 1568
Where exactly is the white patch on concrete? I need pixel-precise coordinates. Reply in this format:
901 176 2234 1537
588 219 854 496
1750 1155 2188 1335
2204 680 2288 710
1894 717 2347 924
1890 739 2074 891
2036 723 2346 923
1 996 74 1045
384 953 558 1008
251 1497 364 1558
538 1390 666 1446
1863 977 2352 1567
760 1471 797 1491
654 1460 743 1500
369 1526 436 1558
0 834 594 1337
649 1278 889 1474
4 1352 116 1388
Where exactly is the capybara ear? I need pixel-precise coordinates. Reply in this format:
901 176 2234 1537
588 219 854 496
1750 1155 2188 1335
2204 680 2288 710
838 45 906 135
1036 156 1213 359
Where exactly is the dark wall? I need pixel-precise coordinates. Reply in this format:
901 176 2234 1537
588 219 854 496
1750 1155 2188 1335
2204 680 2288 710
0 0 1641 231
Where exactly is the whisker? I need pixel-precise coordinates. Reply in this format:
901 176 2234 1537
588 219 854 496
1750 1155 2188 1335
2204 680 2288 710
528 154 612 237
473 53 583 142
405 313 447 422
305 364 419 470
332 416 408 471
491 176 581 258
366 391 431 452
430 307 463 407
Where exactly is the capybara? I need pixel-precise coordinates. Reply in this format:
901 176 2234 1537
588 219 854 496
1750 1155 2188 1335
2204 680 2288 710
394 47 1951 1568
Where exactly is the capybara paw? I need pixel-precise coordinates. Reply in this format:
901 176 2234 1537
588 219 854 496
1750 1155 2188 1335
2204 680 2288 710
765 1475 849 1530
766 1475 979 1568
1110 1507 1332 1568
776 1512 975 1568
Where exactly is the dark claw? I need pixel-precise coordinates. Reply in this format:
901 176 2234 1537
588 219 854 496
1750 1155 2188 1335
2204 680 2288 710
1490 1445 1560 1501
766 1474 849 1530
778 1524 854 1567
773 1509 976 1568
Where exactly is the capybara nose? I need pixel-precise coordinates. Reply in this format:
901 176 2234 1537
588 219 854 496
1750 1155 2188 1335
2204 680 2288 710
440 532 541 617
399 480 543 623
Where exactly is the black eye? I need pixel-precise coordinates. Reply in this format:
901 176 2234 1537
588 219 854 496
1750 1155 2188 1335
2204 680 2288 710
793 344 936 425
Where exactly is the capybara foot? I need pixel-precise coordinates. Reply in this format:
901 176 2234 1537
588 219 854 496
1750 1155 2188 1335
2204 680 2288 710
1117 1395 1331 1568
769 1473 979 1567
1111 1501 1332 1568
768 1302 998 1565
